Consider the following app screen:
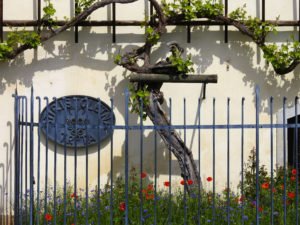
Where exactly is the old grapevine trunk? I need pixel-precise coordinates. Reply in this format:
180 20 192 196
146 91 201 191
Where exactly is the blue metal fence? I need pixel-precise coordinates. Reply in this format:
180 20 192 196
12 87 300 225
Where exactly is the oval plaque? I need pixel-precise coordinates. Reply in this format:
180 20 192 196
40 96 115 148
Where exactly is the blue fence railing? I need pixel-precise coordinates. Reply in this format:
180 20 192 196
12 87 300 225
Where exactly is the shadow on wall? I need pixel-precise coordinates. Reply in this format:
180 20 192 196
104 130 184 186
0 28 145 93
151 26 300 112
0 27 298 110
0 122 14 225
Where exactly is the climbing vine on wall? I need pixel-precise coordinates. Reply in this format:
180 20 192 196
0 0 299 75
2 0 299 189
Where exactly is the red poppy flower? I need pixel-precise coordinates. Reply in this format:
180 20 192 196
239 195 245 202
292 169 297 175
146 193 154 200
288 192 296 199
141 172 147 179
206 177 213 182
70 193 78 198
180 179 194 185
261 182 269 189
45 213 52 221
259 207 263 212
147 184 154 191
119 202 126 211
291 176 296 181
164 181 170 187
187 179 193 185
142 189 147 194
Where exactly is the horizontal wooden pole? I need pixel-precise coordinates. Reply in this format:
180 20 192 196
2 19 300 27
129 73 218 83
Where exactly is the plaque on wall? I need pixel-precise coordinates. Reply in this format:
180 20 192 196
39 96 115 148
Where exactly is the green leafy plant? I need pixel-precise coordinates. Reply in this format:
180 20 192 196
75 0 97 14
229 4 247 21
169 49 194 74
114 54 122 64
0 43 13 61
145 26 160 45
42 0 56 26
128 84 150 120
0 29 41 61
162 0 223 20
262 38 300 71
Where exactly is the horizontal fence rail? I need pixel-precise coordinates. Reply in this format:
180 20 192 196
9 87 300 225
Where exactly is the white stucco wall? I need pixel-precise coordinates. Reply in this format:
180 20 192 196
0 0 300 219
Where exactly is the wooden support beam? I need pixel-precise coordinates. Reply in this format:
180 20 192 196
129 73 218 83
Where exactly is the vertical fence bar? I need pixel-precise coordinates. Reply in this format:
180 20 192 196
75 1 79 43
85 97 89 225
14 90 19 225
97 99 101 225
74 98 78 225
43 97 49 225
63 98 67 225
154 101 158 225
110 98 114 225
168 98 172 225
53 98 57 225
240 97 245 225
255 86 260 225
125 90 129 225
226 98 230 225
36 96 41 225
283 97 287 225
24 97 28 225
212 98 216 225
139 100 144 224
20 98 24 225
17 96 24 224
112 3 116 43
224 0 228 43
295 97 299 225
183 99 187 225
198 98 201 225
270 97 274 225
29 87 34 225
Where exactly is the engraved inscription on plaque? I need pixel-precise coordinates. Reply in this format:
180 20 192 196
40 96 115 148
